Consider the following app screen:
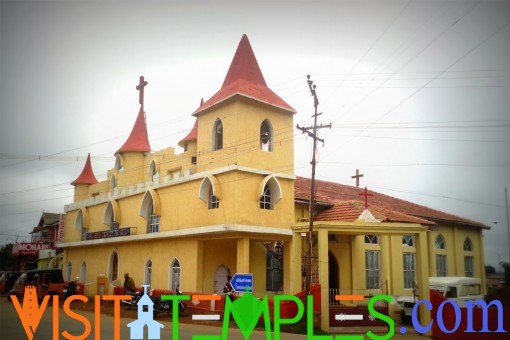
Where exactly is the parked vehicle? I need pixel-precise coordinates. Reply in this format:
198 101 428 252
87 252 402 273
0 271 21 294
121 286 189 317
152 287 189 317
121 290 143 310
398 276 483 323
62 280 78 299
9 268 64 301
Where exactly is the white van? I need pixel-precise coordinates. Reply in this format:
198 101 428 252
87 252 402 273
398 276 483 322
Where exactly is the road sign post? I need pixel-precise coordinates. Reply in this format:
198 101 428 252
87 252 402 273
231 273 253 293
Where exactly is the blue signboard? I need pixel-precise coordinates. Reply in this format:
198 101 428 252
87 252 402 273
231 273 253 293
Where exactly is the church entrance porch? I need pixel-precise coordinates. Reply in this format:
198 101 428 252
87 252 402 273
291 222 431 332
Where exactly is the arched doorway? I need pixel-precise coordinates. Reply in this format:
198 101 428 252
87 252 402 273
214 265 230 294
329 251 339 289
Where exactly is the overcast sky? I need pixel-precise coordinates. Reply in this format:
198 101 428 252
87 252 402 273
1 0 509 268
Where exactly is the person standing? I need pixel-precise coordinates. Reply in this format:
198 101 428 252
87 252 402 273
223 275 235 301
123 273 135 294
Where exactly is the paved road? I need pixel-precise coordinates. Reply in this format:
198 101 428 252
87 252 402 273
0 296 427 339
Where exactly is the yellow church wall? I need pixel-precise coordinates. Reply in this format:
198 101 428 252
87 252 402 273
64 238 205 296
195 99 294 174
63 210 80 242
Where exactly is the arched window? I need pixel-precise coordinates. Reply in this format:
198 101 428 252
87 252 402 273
209 187 219 209
260 120 273 151
402 235 414 247
146 200 159 233
463 237 473 251
80 261 87 284
149 160 159 182
258 175 282 210
109 251 119 282
435 234 446 250
141 190 160 233
435 234 447 277
66 261 73 282
76 209 87 241
213 119 223 150
260 183 273 210
144 259 152 285
464 237 474 277
170 258 181 290
110 174 117 189
115 155 123 172
365 235 379 244
199 175 221 209
104 201 119 230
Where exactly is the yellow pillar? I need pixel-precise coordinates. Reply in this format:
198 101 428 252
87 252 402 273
290 232 303 294
427 231 436 276
352 235 364 289
479 234 487 295
236 238 250 273
380 235 392 294
318 228 330 332
415 231 431 335
452 228 459 275
195 240 204 292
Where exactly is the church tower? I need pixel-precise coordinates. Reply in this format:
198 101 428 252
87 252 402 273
190 34 296 174
71 153 98 202
113 76 152 187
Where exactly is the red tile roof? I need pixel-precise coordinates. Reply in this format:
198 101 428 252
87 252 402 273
193 34 295 115
316 200 434 225
295 177 486 228
71 154 98 186
116 106 151 155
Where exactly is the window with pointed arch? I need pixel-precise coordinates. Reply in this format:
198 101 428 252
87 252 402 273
149 160 159 182
109 251 119 282
147 200 159 233
464 237 474 277
76 210 87 241
364 235 379 244
110 174 117 189
402 235 414 247
435 234 447 276
115 155 123 172
260 183 273 210
105 203 119 231
66 261 73 282
208 187 219 209
463 237 473 251
213 119 223 150
260 119 273 151
170 259 181 290
144 259 152 286
80 261 87 284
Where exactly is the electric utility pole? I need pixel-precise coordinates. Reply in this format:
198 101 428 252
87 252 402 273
297 75 331 295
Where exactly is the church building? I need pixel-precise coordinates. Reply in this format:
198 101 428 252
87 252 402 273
60 34 488 331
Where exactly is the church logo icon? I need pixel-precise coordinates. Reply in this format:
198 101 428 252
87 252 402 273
127 285 164 340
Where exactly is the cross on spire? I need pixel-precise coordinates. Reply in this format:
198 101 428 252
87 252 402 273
136 76 148 105
359 187 374 209
351 169 364 187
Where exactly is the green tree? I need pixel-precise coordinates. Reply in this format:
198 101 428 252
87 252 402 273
485 264 496 275
0 244 15 270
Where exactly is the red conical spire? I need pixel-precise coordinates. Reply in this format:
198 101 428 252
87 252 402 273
116 106 151 155
194 34 295 115
222 34 267 88
71 153 98 186
178 118 198 147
